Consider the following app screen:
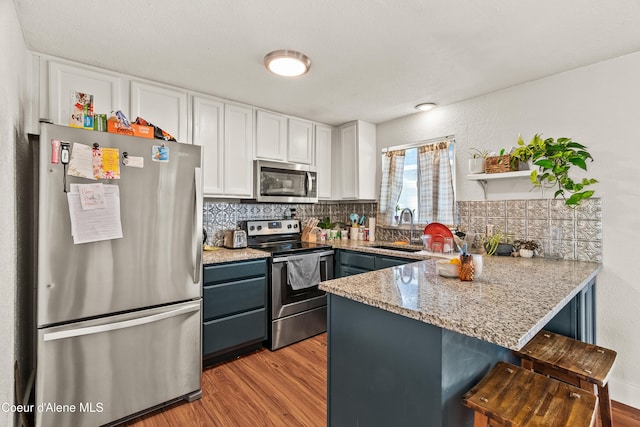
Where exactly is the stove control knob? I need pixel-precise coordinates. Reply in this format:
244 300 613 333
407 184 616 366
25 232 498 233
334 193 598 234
293 224 298 228
257 225 262 231
287 224 292 229
249 226 255 231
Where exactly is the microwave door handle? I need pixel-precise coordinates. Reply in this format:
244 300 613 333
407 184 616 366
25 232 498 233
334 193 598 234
305 172 312 196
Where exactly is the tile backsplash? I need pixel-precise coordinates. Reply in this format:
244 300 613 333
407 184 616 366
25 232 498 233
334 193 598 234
457 198 602 261
204 198 602 262
203 200 377 246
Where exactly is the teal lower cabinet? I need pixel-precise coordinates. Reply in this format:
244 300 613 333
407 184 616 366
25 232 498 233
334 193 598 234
327 294 517 426
374 255 410 269
544 277 596 343
336 250 410 277
202 259 268 366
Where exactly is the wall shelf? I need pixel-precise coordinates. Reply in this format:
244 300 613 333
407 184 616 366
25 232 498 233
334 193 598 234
467 170 533 199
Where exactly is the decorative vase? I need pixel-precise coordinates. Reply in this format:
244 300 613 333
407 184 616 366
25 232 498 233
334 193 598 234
459 254 474 281
468 158 485 174
520 248 534 258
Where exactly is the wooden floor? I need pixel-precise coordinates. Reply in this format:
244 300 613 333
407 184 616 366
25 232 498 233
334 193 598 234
124 334 327 427
125 333 640 427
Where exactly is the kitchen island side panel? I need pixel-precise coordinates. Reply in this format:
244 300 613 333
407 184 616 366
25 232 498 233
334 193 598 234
327 294 518 427
328 294 444 427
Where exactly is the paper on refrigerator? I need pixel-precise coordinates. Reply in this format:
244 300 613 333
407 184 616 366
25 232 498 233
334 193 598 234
67 184 123 244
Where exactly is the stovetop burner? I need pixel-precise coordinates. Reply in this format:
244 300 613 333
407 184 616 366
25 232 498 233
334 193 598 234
244 219 332 256
252 240 332 256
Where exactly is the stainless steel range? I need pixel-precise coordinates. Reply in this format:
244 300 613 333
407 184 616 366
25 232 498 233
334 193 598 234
245 219 334 350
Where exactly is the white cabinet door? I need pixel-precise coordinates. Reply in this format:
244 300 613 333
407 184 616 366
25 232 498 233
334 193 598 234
48 61 127 126
337 120 377 200
339 123 358 199
255 110 287 161
192 96 224 196
315 124 333 199
224 104 254 197
288 118 314 164
130 81 188 142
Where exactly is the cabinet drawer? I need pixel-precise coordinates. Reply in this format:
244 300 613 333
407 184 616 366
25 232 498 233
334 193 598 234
341 251 375 270
203 276 266 321
204 259 267 284
375 256 409 269
202 308 266 356
341 265 372 277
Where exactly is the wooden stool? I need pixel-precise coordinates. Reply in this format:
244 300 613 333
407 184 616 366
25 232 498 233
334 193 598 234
463 361 598 426
514 330 617 427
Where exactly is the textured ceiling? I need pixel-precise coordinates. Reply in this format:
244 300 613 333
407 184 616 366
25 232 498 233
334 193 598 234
13 0 640 126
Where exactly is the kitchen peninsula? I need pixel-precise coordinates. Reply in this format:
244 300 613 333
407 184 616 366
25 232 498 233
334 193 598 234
319 256 602 426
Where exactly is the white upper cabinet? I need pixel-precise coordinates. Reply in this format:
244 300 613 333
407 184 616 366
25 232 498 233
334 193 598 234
224 103 254 198
255 110 287 161
315 124 333 199
130 80 188 142
288 118 314 165
192 96 224 196
336 120 377 200
48 60 127 126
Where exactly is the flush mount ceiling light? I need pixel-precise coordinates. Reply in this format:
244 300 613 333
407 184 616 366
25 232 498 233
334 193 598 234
264 50 311 77
415 102 437 111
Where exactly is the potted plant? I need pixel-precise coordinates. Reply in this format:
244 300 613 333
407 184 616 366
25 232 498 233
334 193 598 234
510 134 597 206
317 216 335 230
394 205 401 224
468 148 488 174
513 239 540 258
483 232 514 256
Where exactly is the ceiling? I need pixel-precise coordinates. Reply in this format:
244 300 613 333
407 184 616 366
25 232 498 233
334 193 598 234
13 0 640 126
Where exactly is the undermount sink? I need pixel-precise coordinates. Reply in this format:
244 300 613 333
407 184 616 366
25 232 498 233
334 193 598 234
365 244 423 253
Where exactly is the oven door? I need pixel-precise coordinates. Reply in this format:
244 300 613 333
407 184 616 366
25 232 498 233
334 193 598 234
255 160 318 203
270 250 334 320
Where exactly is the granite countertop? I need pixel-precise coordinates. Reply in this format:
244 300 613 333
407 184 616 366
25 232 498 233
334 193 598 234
329 239 454 260
202 239 450 265
319 256 602 351
202 247 270 265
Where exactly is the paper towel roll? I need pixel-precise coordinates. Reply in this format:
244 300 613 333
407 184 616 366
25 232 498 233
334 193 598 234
368 217 376 242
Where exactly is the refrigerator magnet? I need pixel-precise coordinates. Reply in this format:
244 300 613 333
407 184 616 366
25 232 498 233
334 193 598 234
152 145 169 162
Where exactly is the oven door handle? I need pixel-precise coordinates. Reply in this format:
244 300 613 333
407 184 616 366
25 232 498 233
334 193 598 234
272 250 335 264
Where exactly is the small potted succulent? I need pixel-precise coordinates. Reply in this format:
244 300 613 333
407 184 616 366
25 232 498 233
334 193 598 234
513 239 540 258
468 148 489 174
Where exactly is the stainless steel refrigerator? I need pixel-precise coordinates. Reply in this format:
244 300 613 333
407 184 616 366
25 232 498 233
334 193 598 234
34 124 203 427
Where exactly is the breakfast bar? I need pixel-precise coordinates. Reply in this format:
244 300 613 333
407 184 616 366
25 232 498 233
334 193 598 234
319 256 602 427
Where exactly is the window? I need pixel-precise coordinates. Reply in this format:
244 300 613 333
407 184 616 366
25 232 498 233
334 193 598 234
396 148 419 218
380 138 456 226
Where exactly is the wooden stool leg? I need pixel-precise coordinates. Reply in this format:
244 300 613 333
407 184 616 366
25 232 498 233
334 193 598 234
598 384 613 427
521 359 533 370
473 412 489 427
579 379 595 393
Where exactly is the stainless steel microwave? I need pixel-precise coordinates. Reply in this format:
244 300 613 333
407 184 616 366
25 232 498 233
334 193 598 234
254 160 318 203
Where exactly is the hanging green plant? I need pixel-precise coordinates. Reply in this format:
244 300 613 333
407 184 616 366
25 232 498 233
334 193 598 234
510 134 597 206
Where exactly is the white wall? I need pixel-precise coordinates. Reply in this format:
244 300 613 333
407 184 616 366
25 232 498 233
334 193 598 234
0 0 28 425
377 51 640 407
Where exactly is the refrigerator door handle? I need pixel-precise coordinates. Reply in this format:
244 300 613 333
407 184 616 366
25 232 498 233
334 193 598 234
193 167 203 284
43 303 201 342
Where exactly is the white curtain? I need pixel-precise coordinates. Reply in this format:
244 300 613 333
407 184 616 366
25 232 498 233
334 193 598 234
378 149 406 225
417 141 455 225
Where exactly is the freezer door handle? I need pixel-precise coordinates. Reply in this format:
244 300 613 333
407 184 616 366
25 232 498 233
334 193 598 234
43 303 201 342
193 167 203 284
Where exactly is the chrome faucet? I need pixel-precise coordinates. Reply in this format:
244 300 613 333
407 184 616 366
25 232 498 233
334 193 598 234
398 208 418 244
